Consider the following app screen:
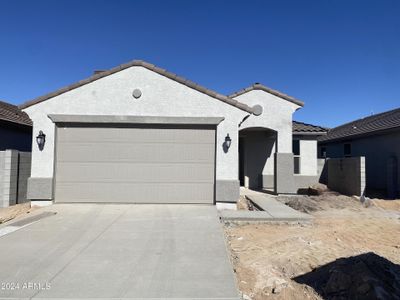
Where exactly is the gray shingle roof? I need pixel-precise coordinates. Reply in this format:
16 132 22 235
319 107 400 143
229 83 305 107
19 60 254 113
0 100 32 126
293 120 328 135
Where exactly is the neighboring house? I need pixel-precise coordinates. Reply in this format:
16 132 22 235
20 60 324 205
318 107 400 198
0 100 32 151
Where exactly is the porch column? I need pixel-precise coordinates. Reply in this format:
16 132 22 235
274 152 296 194
273 123 296 194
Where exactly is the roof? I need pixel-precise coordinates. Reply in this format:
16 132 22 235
0 100 32 127
319 107 400 143
229 83 305 107
19 60 254 113
293 120 328 135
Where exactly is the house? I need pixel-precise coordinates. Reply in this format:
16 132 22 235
318 107 400 198
0 100 32 151
19 60 324 205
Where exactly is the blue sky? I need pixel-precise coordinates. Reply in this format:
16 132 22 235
0 0 399 127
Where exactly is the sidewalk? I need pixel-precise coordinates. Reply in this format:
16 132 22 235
220 189 312 223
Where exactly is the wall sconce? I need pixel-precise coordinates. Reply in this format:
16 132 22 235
36 130 46 151
225 134 232 149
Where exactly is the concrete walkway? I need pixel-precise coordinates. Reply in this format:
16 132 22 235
0 204 239 299
220 190 312 223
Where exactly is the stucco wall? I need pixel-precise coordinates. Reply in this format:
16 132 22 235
233 90 300 153
299 139 317 175
24 66 252 183
319 130 400 194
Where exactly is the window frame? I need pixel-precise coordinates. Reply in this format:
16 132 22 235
293 139 301 174
344 143 352 157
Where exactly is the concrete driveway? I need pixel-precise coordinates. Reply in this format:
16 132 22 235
0 204 239 299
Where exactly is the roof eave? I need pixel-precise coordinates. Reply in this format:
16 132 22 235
318 126 400 144
293 131 327 136
229 83 305 107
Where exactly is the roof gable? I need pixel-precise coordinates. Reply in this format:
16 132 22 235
229 83 304 107
19 60 254 113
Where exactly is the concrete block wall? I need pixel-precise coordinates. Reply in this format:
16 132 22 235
0 152 4 205
17 152 32 203
0 150 18 207
327 157 366 196
318 158 328 184
0 150 31 207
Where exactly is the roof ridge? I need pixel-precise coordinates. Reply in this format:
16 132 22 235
19 59 254 114
228 83 304 107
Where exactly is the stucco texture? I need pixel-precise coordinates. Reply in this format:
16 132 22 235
233 89 301 153
24 66 250 182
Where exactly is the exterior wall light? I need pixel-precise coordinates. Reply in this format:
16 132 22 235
36 130 46 151
225 134 232 149
132 88 142 99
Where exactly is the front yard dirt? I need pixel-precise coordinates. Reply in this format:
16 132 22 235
0 202 36 224
225 190 400 299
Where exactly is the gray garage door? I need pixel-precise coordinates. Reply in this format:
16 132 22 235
54 125 215 203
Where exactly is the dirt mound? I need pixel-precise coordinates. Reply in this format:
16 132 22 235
371 199 400 211
276 193 362 214
226 192 400 300
294 252 400 300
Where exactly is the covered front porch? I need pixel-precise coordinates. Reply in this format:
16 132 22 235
239 127 296 194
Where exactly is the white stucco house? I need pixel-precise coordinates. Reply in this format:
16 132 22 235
19 60 326 205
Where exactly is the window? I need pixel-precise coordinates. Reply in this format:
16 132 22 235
320 146 327 158
293 140 300 174
344 143 351 157
292 140 300 156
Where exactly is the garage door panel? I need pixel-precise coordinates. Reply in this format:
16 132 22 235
55 126 215 203
55 182 214 203
57 127 215 144
56 162 214 183
57 143 214 163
